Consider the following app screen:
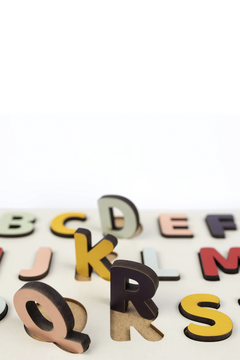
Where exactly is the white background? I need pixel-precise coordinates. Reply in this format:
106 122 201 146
0 115 239 209
0 4 240 358
0 1 240 210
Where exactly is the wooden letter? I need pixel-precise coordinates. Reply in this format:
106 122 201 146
206 215 236 238
74 228 118 281
179 294 232 341
98 195 142 238
158 214 193 238
19 247 52 281
110 302 163 341
199 247 240 280
110 260 162 341
141 247 180 280
0 212 35 237
0 297 8 320
51 212 87 238
111 260 159 320
13 282 90 354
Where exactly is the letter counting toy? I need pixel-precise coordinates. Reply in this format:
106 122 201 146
1 204 240 359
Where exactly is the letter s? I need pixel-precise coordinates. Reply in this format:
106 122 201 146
179 294 232 341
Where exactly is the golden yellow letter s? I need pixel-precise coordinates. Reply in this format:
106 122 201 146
179 294 232 342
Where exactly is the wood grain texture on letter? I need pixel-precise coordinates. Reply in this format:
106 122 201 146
111 302 163 341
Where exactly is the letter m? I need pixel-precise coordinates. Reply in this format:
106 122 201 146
199 247 240 280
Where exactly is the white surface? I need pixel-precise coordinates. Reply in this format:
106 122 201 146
0 1 239 114
1 209 240 359
0 296 6 315
142 247 180 279
0 116 240 210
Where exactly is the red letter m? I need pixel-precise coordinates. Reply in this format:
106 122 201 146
199 247 240 280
